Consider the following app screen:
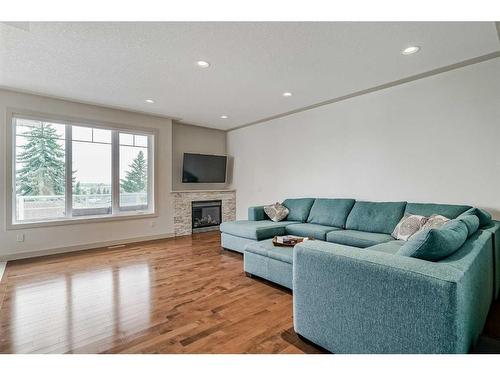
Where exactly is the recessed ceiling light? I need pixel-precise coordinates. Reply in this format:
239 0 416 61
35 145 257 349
220 115 228 119
282 92 293 97
197 60 210 68
401 46 420 55
145 99 154 103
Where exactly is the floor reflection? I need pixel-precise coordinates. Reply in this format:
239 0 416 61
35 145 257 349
13 276 67 353
118 264 151 334
8 262 151 353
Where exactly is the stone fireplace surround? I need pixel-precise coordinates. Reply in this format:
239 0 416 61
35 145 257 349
171 190 236 236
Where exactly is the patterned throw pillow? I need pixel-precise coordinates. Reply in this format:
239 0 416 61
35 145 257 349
421 214 450 230
264 202 289 222
391 214 429 241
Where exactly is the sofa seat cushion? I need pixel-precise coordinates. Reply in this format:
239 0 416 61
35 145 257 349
219 220 298 241
345 201 407 234
306 198 356 228
285 223 340 240
367 240 405 255
326 230 393 248
282 198 315 222
244 239 294 264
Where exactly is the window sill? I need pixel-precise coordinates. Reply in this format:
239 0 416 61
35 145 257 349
7 211 158 230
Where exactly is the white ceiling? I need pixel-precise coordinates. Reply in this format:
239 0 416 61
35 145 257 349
0 22 498 130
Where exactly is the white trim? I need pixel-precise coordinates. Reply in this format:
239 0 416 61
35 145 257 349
8 108 158 137
65 124 73 218
0 232 175 262
229 51 500 131
0 262 6 282
0 86 180 122
7 212 158 230
147 134 154 212
7 116 15 228
111 130 120 214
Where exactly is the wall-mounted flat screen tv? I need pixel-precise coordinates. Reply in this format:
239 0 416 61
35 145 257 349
182 153 227 183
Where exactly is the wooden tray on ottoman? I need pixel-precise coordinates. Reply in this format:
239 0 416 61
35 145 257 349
272 236 314 247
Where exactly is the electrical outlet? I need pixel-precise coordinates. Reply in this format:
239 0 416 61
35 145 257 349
16 233 25 242
150 221 156 228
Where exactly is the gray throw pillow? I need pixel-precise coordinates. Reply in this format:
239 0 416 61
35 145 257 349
264 202 289 222
391 214 428 241
420 214 450 230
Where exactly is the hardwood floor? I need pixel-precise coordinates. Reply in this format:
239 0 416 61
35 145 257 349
0 231 499 354
0 232 324 354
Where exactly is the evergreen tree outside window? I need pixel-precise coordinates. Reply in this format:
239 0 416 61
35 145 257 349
119 133 149 211
121 151 147 193
15 119 66 221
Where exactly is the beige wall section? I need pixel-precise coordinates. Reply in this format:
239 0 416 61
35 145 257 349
0 89 174 259
172 121 230 191
228 58 500 220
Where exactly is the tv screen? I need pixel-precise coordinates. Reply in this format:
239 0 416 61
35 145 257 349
182 153 227 183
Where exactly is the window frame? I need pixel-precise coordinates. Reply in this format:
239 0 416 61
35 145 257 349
6 108 158 230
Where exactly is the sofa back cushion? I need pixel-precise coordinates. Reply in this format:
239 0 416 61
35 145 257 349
282 198 315 222
345 201 406 234
457 214 480 237
405 202 471 219
248 206 266 221
306 198 355 228
460 207 492 227
397 219 468 261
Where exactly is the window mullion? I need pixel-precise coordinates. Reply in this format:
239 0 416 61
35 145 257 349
65 125 73 218
147 135 154 212
111 130 120 214
12 118 18 223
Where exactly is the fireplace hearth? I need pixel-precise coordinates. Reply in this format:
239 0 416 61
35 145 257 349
192 200 222 232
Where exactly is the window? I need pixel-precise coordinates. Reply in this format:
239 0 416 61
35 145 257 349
14 118 67 222
119 133 149 211
72 126 112 217
11 115 155 226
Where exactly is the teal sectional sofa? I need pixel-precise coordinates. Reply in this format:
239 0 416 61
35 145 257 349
219 198 500 353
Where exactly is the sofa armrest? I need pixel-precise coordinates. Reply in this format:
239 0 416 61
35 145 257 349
482 220 500 299
293 240 465 353
248 205 267 221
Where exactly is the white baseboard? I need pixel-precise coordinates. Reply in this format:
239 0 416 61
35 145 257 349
0 232 176 262
0 262 6 282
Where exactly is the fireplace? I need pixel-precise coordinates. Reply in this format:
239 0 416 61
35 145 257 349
192 200 222 232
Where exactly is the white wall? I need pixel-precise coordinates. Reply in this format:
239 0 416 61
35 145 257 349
0 89 174 259
228 58 500 220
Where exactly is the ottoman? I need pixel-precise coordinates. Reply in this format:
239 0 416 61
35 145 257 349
244 238 294 289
